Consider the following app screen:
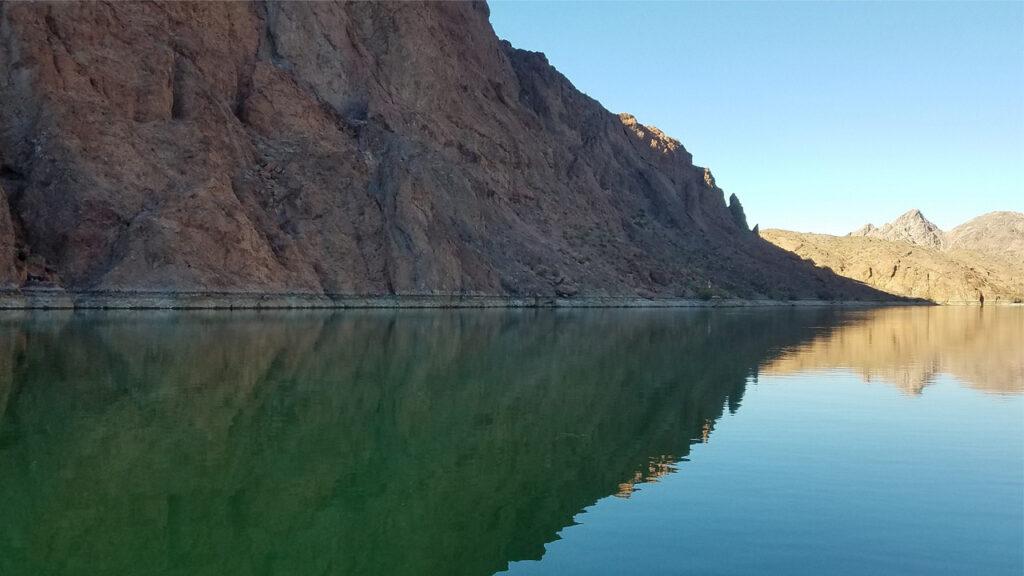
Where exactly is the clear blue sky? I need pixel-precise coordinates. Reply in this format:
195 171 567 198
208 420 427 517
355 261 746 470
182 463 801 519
489 1 1024 234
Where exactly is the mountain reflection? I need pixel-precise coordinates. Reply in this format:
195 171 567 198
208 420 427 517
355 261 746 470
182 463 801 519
763 306 1024 395
0 308 843 576
0 307 1015 575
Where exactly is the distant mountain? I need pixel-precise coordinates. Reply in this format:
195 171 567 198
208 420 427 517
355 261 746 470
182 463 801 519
947 211 1024 260
849 209 1024 258
762 210 1024 304
849 209 946 250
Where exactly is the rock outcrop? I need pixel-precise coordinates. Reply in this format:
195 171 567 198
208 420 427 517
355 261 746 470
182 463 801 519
763 210 1024 304
0 1 886 301
727 193 749 232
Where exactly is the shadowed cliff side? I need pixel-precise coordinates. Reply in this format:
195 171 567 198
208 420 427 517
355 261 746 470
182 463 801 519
0 1 889 301
0 308 846 576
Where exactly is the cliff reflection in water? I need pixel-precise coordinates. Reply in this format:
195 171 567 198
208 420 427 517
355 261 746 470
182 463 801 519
764 306 1024 395
0 308 837 576
0 307 1017 576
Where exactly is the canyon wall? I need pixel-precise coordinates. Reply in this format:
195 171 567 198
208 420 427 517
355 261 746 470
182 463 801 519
0 1 885 301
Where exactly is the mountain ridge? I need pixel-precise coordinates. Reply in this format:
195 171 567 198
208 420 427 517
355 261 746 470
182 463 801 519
763 210 1024 304
947 211 1024 259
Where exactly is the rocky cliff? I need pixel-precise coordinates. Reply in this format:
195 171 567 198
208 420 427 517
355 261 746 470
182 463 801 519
763 210 1024 304
0 1 884 301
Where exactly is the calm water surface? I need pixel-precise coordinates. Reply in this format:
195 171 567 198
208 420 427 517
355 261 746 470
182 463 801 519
0 306 1020 575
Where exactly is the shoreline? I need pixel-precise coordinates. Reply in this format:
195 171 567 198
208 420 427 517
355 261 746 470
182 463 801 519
0 289 940 310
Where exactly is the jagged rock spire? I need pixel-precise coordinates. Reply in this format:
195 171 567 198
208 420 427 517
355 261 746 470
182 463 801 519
728 193 749 232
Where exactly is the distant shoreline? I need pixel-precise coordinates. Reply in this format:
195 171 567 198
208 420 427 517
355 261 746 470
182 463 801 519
0 290 946 310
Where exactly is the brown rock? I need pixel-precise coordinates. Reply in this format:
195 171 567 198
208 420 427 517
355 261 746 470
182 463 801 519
762 228 1024 304
0 181 20 287
0 1 887 300
946 211 1024 261
849 209 946 250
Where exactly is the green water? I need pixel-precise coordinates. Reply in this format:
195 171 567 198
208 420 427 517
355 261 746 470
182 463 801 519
0 307 1020 575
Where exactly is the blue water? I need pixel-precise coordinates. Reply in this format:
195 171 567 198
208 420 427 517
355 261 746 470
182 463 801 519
504 374 1023 575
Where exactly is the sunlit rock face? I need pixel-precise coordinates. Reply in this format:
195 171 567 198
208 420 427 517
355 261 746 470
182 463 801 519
850 210 1024 261
763 306 1024 395
0 2 884 300
850 209 947 250
766 210 1024 304
947 211 1024 261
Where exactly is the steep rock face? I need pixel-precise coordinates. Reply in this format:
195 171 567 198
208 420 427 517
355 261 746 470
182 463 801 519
0 1 883 299
0 181 18 287
849 209 946 250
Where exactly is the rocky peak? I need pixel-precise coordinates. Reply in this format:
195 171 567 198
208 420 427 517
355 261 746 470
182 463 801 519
850 209 946 250
728 193 749 232
891 209 932 228
849 223 877 237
